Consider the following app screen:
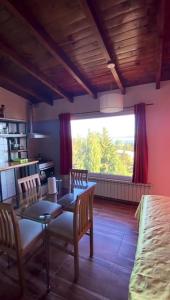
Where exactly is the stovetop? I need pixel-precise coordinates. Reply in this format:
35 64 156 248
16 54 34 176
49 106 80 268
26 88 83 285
38 159 48 164
38 160 54 170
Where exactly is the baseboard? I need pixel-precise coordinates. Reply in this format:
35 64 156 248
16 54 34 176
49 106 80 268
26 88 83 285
94 194 139 206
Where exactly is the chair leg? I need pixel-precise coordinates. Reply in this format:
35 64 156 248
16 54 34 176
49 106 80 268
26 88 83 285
17 255 25 297
45 234 50 293
90 225 93 258
74 242 79 283
6 253 10 268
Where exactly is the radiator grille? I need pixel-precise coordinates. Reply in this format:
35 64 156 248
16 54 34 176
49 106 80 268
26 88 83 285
90 177 151 203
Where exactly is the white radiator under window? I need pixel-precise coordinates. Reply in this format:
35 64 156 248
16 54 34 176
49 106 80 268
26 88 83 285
89 176 151 203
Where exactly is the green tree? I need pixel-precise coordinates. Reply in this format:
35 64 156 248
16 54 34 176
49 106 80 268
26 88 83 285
72 127 134 177
84 130 101 172
100 128 118 173
72 136 86 169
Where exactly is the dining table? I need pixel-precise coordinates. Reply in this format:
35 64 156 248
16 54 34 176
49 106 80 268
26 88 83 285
14 180 96 223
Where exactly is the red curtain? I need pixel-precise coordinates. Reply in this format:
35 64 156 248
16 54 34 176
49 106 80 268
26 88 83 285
59 113 72 175
132 103 148 184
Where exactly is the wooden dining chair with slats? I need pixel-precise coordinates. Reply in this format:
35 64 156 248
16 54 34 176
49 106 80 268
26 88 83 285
47 185 95 282
17 174 62 221
70 169 88 186
18 173 41 194
0 202 47 296
61 169 89 213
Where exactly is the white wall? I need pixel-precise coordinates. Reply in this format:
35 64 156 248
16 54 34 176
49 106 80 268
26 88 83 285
0 87 28 120
33 82 162 121
33 80 170 197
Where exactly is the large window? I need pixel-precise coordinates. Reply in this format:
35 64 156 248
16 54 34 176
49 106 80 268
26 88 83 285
71 114 135 178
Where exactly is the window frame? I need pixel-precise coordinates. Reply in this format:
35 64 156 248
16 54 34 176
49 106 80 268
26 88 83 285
71 110 135 182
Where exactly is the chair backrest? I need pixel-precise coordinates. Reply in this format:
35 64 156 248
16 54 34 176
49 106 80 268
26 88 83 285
74 186 95 239
18 174 41 193
0 203 21 252
70 169 88 185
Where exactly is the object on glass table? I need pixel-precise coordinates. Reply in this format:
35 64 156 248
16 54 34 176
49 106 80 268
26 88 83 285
38 213 51 224
48 177 57 194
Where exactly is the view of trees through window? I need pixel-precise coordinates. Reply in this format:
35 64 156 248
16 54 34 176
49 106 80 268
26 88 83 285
71 114 135 177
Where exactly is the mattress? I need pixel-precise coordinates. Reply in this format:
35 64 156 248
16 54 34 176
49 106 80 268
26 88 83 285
129 195 170 300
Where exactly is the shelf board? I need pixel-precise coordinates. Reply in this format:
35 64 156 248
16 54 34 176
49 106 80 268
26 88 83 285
0 118 26 123
10 149 28 152
0 134 27 138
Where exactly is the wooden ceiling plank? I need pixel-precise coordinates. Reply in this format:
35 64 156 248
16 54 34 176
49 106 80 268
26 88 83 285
2 0 96 98
0 73 48 103
0 38 73 103
156 0 166 89
81 0 125 94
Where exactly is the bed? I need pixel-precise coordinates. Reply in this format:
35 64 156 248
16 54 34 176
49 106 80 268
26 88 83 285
129 195 170 300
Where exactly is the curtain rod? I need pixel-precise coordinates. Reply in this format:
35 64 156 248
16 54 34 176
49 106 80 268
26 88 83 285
73 103 154 116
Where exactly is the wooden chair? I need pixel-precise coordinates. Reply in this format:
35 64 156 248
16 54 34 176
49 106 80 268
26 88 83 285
47 185 95 282
0 202 47 296
18 173 41 194
70 169 88 186
18 174 62 221
60 169 89 212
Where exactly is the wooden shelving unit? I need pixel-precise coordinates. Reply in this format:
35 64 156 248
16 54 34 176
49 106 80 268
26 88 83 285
0 118 28 162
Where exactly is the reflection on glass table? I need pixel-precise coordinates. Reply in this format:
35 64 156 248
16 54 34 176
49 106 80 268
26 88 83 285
15 181 96 218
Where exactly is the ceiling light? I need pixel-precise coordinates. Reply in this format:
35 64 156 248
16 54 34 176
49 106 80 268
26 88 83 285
99 92 124 113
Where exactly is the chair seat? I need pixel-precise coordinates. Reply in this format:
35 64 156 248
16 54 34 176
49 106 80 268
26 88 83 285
47 211 73 241
21 200 62 221
58 193 75 211
19 219 43 251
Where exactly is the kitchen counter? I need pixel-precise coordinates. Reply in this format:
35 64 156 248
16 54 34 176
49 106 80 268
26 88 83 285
0 160 39 172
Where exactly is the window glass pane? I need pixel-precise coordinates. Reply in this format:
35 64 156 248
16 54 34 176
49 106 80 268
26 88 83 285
71 114 135 177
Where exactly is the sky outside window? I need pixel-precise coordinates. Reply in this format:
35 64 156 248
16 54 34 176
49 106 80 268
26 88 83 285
71 115 135 139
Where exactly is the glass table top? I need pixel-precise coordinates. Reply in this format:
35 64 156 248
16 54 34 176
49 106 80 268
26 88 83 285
13 181 96 222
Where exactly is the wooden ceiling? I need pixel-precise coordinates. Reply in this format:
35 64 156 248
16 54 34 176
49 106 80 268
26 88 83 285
0 0 168 105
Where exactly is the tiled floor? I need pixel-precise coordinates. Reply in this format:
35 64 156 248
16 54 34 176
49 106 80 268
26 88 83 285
0 198 138 300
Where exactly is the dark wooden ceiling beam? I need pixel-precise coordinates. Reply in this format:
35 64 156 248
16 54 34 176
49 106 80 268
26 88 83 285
81 0 125 94
0 38 73 103
0 73 49 103
2 0 97 98
156 0 166 89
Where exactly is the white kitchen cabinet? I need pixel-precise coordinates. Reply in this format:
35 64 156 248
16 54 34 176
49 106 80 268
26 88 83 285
0 169 16 200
